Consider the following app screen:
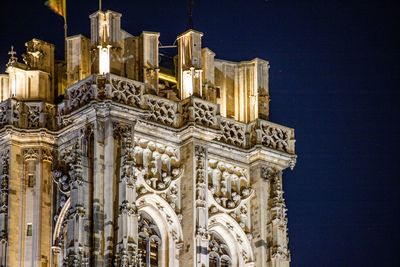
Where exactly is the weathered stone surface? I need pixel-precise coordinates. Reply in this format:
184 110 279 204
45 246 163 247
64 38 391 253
0 8 296 267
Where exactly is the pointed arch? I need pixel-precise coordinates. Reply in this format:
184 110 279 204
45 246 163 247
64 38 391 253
52 197 70 244
137 194 183 266
209 213 254 266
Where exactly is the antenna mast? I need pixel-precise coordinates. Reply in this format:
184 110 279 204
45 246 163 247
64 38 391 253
99 0 102 11
188 0 194 29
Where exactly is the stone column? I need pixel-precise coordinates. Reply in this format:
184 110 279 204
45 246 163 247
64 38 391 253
113 122 140 266
93 119 105 266
23 148 41 267
179 143 208 267
103 118 116 266
81 124 94 266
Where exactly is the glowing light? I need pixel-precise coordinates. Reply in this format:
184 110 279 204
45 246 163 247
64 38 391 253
182 70 193 98
98 45 111 74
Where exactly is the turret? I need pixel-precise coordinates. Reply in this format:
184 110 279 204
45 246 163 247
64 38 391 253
177 29 203 99
1 40 55 103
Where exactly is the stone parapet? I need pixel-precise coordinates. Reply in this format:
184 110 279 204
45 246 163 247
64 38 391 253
57 73 295 154
0 98 56 130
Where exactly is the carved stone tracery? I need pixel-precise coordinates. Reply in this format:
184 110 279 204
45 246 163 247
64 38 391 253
111 77 143 108
68 79 94 111
26 104 41 128
259 122 291 153
134 138 183 193
193 100 217 128
219 119 246 148
208 233 232 266
146 96 177 127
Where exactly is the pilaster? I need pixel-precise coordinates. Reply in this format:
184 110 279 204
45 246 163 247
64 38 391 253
113 121 140 266
62 141 89 266
249 164 270 267
179 142 209 267
103 118 116 266
194 145 209 267
93 119 105 266
40 148 54 267
264 167 290 267
24 148 41 266
6 144 22 267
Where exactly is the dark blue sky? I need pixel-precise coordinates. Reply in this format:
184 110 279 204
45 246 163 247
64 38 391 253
1 0 399 266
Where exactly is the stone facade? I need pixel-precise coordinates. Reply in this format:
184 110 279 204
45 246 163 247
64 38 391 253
0 9 296 267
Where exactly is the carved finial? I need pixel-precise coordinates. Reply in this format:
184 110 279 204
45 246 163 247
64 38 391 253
261 166 279 181
6 46 17 67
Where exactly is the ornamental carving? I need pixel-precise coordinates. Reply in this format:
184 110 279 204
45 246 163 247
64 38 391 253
146 96 177 127
267 168 287 223
114 121 136 186
45 103 56 129
119 200 137 216
68 79 94 111
52 169 71 195
23 148 40 161
219 118 246 148
194 145 208 239
22 40 44 69
53 141 83 191
0 102 9 126
42 148 54 162
208 159 253 210
111 77 143 108
259 122 291 153
270 245 290 261
208 233 232 266
26 104 40 128
64 249 89 267
12 102 21 127
266 166 290 262
133 138 182 192
0 149 10 215
195 145 207 205
261 166 280 181
113 121 133 140
114 247 143 267
193 100 217 128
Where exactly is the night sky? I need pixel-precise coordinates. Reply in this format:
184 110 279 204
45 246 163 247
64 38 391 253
1 0 399 266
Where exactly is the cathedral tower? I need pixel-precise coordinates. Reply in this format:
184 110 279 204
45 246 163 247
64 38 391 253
0 8 296 267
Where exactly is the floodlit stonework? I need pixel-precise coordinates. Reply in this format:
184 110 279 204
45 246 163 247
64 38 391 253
0 9 296 267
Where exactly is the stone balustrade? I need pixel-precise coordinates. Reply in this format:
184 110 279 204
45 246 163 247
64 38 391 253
0 98 56 130
1 73 294 154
